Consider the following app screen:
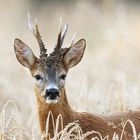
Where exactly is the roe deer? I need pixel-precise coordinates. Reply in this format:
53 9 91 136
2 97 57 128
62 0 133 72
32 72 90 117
14 14 140 139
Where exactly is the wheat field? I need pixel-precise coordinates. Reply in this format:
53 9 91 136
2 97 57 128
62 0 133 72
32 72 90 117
0 0 140 139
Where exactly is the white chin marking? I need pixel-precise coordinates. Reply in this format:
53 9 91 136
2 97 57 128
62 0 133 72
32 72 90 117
46 99 59 104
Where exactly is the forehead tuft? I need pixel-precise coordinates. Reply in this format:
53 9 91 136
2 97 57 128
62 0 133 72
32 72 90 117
34 48 70 74
39 48 69 67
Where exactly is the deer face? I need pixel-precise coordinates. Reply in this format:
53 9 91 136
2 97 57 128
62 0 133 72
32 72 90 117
14 38 86 104
32 53 68 104
14 13 86 104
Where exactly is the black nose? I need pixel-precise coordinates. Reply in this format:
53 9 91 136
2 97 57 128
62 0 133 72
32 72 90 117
45 88 59 100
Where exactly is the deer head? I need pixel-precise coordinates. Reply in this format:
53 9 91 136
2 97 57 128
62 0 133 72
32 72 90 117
14 14 86 104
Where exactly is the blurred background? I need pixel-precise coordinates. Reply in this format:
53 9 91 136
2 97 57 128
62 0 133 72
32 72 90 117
1 0 140 138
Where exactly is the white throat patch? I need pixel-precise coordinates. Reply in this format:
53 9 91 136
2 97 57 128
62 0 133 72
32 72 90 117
46 98 59 104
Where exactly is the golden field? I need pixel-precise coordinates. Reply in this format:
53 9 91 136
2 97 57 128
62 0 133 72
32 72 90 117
0 0 140 139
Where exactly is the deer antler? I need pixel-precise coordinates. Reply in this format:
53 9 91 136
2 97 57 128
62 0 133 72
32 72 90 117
27 12 47 59
54 17 68 52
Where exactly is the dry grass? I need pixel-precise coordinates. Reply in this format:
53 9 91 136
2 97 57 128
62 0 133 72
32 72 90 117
0 0 140 139
0 101 138 140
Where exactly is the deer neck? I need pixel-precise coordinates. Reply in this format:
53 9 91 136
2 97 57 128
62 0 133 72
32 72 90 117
34 87 74 134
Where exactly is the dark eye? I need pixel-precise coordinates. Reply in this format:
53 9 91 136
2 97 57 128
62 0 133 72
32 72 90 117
60 74 66 80
35 75 42 80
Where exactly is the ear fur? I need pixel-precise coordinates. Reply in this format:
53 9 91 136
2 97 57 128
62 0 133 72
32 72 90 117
64 39 86 68
14 38 37 69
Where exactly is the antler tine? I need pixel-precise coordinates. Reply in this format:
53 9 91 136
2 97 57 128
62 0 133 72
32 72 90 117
59 17 63 32
61 24 68 46
27 12 47 58
56 17 62 50
55 18 68 51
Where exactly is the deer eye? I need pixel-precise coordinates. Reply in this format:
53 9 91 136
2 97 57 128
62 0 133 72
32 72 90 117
60 74 66 80
35 75 42 80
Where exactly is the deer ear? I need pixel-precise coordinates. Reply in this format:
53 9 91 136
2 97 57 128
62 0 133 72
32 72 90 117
64 39 86 69
14 38 37 69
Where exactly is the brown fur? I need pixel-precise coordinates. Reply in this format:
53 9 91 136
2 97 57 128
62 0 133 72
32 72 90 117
34 86 140 139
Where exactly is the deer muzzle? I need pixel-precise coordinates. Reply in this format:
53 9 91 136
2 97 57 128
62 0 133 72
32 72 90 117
44 88 60 104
